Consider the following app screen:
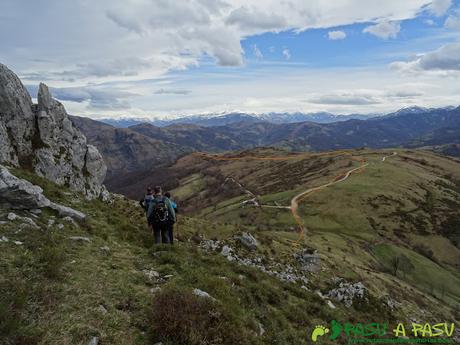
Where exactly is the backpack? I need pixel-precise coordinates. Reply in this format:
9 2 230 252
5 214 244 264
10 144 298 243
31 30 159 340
150 196 169 224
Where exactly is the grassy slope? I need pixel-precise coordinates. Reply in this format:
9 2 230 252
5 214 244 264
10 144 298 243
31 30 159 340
1 148 460 344
0 170 349 345
170 149 460 319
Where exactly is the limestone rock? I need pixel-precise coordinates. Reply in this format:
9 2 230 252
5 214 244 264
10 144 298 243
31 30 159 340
49 202 86 221
295 248 321 272
193 288 216 301
326 281 366 307
236 232 258 251
0 165 51 209
0 64 35 166
69 236 91 242
0 63 107 199
88 337 99 345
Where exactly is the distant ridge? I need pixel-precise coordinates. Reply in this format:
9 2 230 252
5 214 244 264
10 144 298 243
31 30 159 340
99 111 380 128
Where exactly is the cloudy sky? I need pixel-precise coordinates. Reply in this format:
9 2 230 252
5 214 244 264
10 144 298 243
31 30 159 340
1 0 460 119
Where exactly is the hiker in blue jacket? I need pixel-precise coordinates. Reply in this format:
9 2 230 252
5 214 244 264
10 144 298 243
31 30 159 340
164 191 178 244
147 186 176 244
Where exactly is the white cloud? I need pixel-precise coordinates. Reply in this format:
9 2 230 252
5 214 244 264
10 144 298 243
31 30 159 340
1 0 456 117
425 19 435 25
154 88 191 95
252 44 263 59
428 0 452 16
391 42 460 73
282 49 291 60
444 8 460 29
310 92 380 105
363 21 401 39
328 30 347 40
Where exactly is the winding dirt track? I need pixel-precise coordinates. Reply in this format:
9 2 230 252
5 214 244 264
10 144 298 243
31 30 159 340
193 151 396 244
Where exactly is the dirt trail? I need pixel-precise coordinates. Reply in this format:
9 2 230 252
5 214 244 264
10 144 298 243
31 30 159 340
195 151 396 243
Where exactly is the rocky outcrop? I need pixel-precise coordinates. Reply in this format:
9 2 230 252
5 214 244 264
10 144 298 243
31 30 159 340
0 164 86 220
236 232 258 251
295 248 321 272
326 280 366 307
0 63 106 199
0 165 51 209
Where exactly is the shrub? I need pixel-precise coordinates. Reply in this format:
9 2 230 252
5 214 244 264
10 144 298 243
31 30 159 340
413 244 434 260
149 287 254 345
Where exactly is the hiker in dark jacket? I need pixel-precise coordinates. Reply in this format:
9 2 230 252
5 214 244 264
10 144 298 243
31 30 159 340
164 192 178 244
147 186 176 244
139 187 154 232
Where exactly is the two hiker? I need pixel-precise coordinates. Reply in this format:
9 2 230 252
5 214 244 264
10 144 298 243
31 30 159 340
140 186 177 244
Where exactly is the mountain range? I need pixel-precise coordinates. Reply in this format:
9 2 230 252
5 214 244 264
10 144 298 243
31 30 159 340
71 106 460 194
100 111 379 128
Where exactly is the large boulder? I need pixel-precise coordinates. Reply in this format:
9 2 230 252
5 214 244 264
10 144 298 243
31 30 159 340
236 232 258 251
0 165 50 209
0 164 86 220
0 63 107 199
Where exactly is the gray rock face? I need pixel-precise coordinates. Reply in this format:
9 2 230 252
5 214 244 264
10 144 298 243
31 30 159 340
237 232 258 251
0 165 50 209
0 164 86 220
0 64 35 166
0 64 107 199
295 249 321 272
326 281 366 307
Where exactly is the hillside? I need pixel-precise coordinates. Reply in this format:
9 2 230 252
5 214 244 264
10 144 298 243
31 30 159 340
2 148 459 344
155 148 460 310
69 116 191 188
69 105 460 197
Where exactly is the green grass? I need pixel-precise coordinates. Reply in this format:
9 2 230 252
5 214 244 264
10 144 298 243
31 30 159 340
3 148 460 344
373 243 460 306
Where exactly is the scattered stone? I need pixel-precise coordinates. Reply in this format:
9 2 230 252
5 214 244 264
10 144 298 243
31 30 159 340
7 212 17 221
98 305 108 314
150 287 161 294
57 223 64 230
100 246 110 252
382 295 400 310
88 337 99 345
326 281 366 307
68 236 91 242
193 288 216 301
20 217 39 229
326 300 336 309
50 202 86 221
236 232 258 251
0 236 9 242
47 219 55 228
221 245 233 257
163 274 174 279
13 240 23 245
200 239 220 251
30 209 42 215
63 216 78 227
257 322 265 336
143 269 160 280
295 248 321 272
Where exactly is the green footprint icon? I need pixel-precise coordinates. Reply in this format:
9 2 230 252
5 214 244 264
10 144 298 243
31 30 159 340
311 325 330 342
